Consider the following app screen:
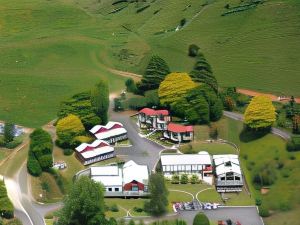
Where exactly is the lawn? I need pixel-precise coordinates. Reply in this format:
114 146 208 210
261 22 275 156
30 172 63 203
180 142 238 155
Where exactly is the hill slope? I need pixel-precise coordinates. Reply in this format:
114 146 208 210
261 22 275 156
0 0 299 127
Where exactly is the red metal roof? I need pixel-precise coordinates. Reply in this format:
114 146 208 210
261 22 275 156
167 123 193 133
139 108 169 116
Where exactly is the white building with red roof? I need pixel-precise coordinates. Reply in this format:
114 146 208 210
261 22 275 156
75 140 115 165
138 108 171 130
90 121 128 144
163 122 194 142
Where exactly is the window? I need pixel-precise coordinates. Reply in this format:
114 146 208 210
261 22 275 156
235 176 240 181
115 188 119 192
108 188 112 192
221 177 225 181
132 185 139 191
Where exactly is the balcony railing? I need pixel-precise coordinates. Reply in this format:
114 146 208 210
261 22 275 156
216 180 243 186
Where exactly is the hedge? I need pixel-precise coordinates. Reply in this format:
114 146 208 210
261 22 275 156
27 128 53 176
136 5 150 13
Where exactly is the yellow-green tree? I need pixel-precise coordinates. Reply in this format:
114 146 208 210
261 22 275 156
56 114 85 148
158 72 197 106
244 96 276 129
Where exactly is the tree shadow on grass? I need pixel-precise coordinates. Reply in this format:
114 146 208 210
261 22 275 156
239 128 270 143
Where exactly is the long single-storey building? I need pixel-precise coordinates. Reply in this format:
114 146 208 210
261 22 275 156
160 152 213 184
75 140 115 165
138 108 171 130
90 160 149 196
213 154 243 192
90 121 128 144
163 123 194 143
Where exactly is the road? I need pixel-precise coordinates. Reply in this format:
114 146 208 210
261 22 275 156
110 110 164 171
5 163 62 225
223 111 291 140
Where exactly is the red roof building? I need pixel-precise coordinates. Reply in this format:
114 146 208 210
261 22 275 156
163 122 194 143
138 108 171 131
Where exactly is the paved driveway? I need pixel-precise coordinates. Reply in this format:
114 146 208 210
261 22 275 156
179 207 263 225
110 111 164 171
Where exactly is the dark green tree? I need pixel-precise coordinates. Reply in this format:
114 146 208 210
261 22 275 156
4 122 15 143
144 173 169 216
193 213 210 225
190 52 218 92
57 176 108 225
188 44 200 57
137 55 170 92
91 80 109 125
125 78 138 93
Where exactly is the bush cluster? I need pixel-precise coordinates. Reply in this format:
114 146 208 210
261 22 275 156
27 128 53 176
0 181 14 219
57 92 101 130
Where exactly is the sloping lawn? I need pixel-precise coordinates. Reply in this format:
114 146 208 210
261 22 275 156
180 142 237 155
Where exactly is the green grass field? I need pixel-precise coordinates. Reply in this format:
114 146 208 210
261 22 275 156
0 0 300 127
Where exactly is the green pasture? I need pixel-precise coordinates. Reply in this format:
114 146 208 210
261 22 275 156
1 0 300 127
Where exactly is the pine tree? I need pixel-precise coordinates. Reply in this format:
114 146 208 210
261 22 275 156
4 122 15 143
190 52 218 92
138 55 170 92
91 80 109 124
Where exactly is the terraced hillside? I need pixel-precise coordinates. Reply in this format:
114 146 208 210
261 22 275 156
0 0 299 126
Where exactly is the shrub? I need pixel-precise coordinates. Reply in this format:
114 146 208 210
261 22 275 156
188 44 200 57
125 78 138 93
259 204 270 217
289 154 296 160
110 204 119 212
190 174 200 184
41 182 50 192
63 148 74 156
171 174 180 184
133 207 144 213
236 94 250 107
5 139 22 149
193 212 210 225
224 96 235 111
255 198 262 206
180 174 189 184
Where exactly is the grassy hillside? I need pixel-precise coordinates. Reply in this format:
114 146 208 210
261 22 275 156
0 0 299 127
